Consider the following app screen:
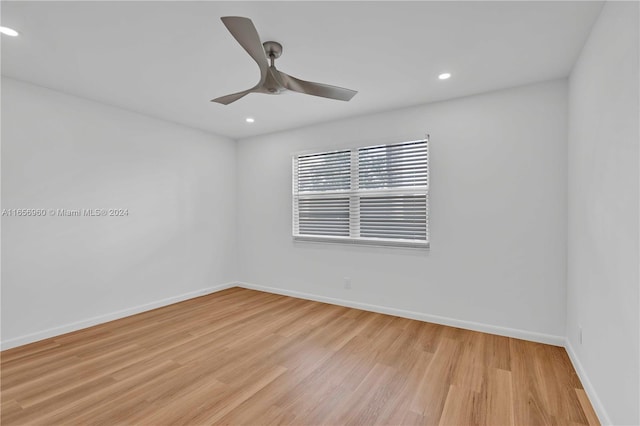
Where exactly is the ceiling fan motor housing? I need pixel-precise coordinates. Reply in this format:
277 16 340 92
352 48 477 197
262 41 286 94
263 41 283 59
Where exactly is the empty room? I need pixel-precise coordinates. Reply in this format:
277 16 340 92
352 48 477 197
1 1 638 425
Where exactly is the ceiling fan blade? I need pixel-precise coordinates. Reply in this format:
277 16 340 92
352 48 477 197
278 72 357 101
220 17 269 84
211 89 253 105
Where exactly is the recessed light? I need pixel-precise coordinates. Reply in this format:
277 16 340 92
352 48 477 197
0 26 19 37
245 117 255 123
438 72 451 80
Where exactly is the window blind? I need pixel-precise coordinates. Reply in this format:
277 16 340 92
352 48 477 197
293 138 429 248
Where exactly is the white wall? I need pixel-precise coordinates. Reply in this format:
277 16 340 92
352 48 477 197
1 78 237 348
567 2 639 425
236 79 568 341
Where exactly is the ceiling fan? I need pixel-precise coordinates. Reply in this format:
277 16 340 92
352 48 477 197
211 16 357 105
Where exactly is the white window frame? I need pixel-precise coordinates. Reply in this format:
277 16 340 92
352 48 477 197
292 137 429 249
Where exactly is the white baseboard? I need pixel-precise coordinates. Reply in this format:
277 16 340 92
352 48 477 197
236 282 565 346
564 339 611 425
0 282 236 351
1 279 566 349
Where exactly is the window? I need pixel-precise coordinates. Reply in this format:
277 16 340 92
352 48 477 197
292 138 429 248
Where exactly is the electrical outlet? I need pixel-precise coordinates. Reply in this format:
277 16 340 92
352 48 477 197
579 325 583 344
344 277 352 290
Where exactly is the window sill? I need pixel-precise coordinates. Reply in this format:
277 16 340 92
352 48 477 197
293 235 429 249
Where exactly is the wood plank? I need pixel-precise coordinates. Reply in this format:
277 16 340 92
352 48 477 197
576 389 601 426
410 337 462 423
438 385 482 426
485 368 514 426
379 350 434 425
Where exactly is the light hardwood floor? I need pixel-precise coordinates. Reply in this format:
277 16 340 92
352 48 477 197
1 287 599 425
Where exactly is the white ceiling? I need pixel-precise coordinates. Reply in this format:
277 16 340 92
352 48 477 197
1 1 602 139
